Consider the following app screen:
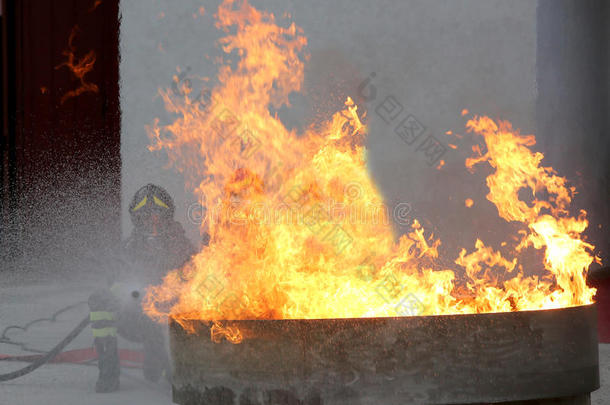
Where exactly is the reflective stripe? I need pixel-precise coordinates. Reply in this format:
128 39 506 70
153 195 169 209
92 327 117 338
90 311 115 321
132 196 147 211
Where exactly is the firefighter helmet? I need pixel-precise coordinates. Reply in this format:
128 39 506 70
129 184 175 233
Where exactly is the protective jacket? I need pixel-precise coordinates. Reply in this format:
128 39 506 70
88 218 195 391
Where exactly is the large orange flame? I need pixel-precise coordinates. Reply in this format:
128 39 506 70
143 0 599 337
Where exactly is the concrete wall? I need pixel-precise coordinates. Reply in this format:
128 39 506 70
537 0 609 263
120 0 538 258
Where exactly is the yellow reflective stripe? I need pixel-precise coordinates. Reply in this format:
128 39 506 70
90 311 115 321
132 196 147 211
92 327 117 337
153 195 169 209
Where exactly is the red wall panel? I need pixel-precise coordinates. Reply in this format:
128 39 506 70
2 0 121 270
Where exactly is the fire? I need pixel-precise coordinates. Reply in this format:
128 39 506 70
55 25 98 104
143 0 598 334
210 321 243 344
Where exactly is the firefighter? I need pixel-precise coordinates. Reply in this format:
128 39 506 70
88 184 197 393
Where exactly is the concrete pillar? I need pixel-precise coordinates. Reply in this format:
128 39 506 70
536 0 609 264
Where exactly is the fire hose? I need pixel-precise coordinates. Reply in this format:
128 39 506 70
0 254 177 382
0 288 145 382
0 315 90 382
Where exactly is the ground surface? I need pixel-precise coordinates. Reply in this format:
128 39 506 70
0 279 174 405
0 280 608 405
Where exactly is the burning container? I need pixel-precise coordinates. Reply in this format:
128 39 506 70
169 304 598 405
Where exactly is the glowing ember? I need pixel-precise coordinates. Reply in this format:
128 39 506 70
143 0 599 334
55 25 98 104
89 0 103 13
210 321 243 344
